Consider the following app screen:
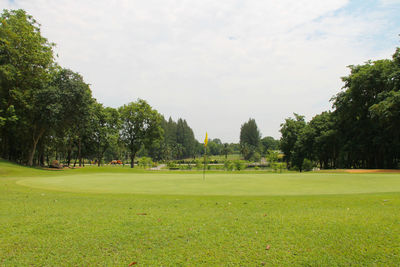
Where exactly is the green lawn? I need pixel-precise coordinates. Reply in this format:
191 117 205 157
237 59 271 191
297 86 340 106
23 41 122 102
1 160 400 266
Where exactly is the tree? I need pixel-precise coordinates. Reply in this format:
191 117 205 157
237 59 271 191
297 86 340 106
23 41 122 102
90 104 119 166
307 111 338 169
260 136 280 155
119 99 163 168
240 118 261 160
51 68 94 166
279 113 306 168
222 143 231 159
332 55 398 168
0 9 55 164
176 119 196 158
26 85 63 166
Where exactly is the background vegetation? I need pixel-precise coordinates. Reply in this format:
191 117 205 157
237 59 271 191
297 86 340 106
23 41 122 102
1 9 399 171
280 49 400 170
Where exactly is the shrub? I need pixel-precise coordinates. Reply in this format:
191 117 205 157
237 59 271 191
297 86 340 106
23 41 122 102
138 157 153 168
302 159 314 172
49 160 61 169
250 152 261 162
167 161 177 169
224 160 234 171
234 160 245 171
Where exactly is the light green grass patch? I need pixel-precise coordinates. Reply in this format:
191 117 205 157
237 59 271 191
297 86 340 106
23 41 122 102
17 172 400 195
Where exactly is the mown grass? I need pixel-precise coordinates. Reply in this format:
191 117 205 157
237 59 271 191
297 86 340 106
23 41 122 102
1 160 400 266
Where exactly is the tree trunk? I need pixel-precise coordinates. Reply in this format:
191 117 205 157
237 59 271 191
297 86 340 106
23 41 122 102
78 138 82 167
73 155 78 167
28 128 45 166
130 153 136 168
67 148 72 167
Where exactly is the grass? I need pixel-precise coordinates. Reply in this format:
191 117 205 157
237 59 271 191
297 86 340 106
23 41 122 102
1 160 400 265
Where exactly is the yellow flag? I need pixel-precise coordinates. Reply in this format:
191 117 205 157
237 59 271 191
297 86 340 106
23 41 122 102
204 132 208 147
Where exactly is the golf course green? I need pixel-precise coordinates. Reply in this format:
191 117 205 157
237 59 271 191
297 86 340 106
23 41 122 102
17 172 400 196
1 161 400 266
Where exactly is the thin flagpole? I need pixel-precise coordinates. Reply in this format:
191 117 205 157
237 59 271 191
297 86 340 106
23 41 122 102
203 132 208 181
203 145 206 180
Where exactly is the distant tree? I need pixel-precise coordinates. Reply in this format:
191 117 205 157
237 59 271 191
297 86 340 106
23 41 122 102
260 136 280 155
240 118 261 160
279 113 306 168
222 143 231 159
307 111 338 169
90 104 119 166
119 99 163 168
207 139 224 156
176 119 196 158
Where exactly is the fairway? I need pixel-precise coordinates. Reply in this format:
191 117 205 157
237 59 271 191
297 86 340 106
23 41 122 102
17 172 400 196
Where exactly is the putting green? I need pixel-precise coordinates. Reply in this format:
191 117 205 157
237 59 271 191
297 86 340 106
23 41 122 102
17 172 400 196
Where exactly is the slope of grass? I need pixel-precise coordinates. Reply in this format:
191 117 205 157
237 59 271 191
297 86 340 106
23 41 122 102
1 161 400 266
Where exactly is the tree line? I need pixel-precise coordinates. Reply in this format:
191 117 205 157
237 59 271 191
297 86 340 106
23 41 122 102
280 47 400 170
0 10 187 167
1 9 280 168
9 9 396 171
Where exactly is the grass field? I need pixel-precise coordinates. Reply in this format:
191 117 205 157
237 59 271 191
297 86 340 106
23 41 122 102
1 160 400 266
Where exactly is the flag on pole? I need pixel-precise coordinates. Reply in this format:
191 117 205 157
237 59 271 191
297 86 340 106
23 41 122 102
204 132 208 147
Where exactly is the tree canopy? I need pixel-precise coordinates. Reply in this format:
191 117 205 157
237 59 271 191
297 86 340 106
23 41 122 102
280 47 400 170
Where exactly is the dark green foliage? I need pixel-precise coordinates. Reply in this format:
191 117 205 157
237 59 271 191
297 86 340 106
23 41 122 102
0 9 54 164
240 118 261 160
332 51 400 168
260 136 280 156
119 99 163 168
147 116 198 161
302 158 314 172
0 8 204 166
279 113 306 168
280 47 400 169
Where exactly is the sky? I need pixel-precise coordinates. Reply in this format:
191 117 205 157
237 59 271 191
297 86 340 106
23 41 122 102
2 0 400 143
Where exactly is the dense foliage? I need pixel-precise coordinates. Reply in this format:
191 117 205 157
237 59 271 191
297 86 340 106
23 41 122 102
0 9 204 167
280 48 400 170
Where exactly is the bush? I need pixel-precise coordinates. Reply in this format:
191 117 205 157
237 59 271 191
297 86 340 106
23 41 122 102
49 160 61 169
167 161 177 169
250 152 261 162
224 160 234 171
302 158 314 172
233 160 245 171
138 157 153 168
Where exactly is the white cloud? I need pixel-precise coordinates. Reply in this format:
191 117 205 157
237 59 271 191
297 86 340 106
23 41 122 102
1 0 398 142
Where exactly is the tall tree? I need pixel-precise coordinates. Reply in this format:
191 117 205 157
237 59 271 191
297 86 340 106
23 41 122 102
51 68 94 166
90 104 119 166
176 119 196 159
332 56 398 168
279 113 306 168
119 99 163 168
239 118 261 160
0 9 54 163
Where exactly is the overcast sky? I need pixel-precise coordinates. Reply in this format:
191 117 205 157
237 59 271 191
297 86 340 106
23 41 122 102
2 0 400 142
